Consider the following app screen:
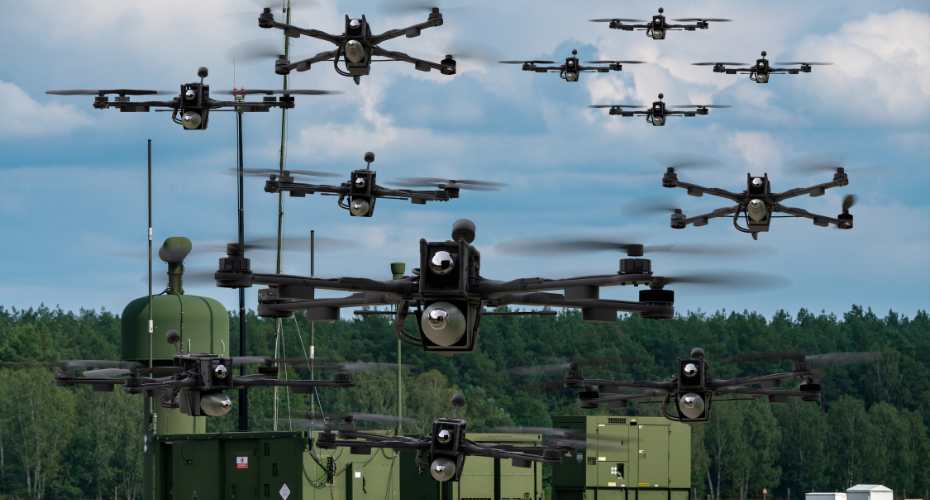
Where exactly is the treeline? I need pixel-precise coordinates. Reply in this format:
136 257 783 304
0 306 928 499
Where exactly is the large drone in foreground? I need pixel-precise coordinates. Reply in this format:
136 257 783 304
47 67 337 130
260 7 456 84
500 49 642 82
590 93 729 126
558 347 880 422
249 152 503 217
207 220 774 353
660 163 857 239
591 7 730 40
694 51 832 83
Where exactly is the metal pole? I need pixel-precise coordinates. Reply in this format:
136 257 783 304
236 104 249 432
144 138 155 498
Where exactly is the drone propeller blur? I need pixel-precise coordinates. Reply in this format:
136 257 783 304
201 219 782 354
500 49 642 82
694 51 832 83
652 160 857 239
547 347 880 422
590 93 729 126
256 4 457 84
591 7 731 40
47 67 338 130
248 152 503 217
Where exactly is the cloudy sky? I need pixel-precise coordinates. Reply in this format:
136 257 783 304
0 0 927 318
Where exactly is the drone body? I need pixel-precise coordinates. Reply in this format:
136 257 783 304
591 7 731 40
260 8 456 84
47 67 337 130
694 51 832 83
500 49 641 82
662 166 855 239
590 93 729 126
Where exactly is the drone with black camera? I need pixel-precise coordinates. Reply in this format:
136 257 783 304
694 51 832 83
590 93 729 126
259 7 457 84
658 162 857 239
47 66 338 130
202 219 780 353
499 49 642 82
247 152 502 217
591 7 731 40
36 349 360 418
554 347 880 422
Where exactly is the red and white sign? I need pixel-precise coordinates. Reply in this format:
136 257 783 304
235 456 249 470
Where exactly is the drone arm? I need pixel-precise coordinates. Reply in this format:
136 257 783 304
265 18 343 44
772 174 848 202
679 205 740 227
370 46 449 73
667 180 743 202
709 371 808 390
258 292 402 317
772 203 844 227
280 50 340 73
370 15 444 45
249 273 416 294
482 273 655 295
460 441 562 463
487 292 666 316
585 389 669 405
267 180 348 197
373 186 448 202
232 376 352 390
579 378 676 391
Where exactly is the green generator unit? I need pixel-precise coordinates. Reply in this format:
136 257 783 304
551 416 691 500
151 432 306 500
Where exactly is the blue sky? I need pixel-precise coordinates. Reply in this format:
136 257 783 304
0 0 928 317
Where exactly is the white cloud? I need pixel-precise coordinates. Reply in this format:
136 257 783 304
793 9 930 123
0 81 90 137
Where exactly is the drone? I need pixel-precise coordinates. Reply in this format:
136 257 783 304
46 67 337 130
589 93 729 126
661 164 856 239
204 219 777 353
590 7 731 40
559 347 880 422
259 7 456 84
499 49 642 82
249 152 502 217
50 347 355 417
694 51 832 83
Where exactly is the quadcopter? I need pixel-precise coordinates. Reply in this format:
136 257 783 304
249 152 502 217
205 219 773 353
590 7 730 40
499 49 642 82
46 67 337 130
558 347 879 422
694 51 832 83
50 347 355 417
259 7 456 84
590 93 729 126
661 164 856 239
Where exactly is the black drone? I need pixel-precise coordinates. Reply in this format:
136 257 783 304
590 93 729 126
46 67 337 130
500 49 642 82
259 7 456 84
248 152 502 217
561 347 879 422
694 51 832 83
51 348 355 417
591 7 731 40
661 164 856 239
314 414 565 483
205 219 775 353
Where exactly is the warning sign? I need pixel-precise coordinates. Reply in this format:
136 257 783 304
279 483 291 499
235 456 249 470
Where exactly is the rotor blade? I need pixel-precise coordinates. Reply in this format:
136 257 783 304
47 89 174 96
236 167 340 178
215 89 341 96
775 62 833 66
804 352 881 368
227 39 280 64
621 199 680 216
499 60 555 64
786 159 846 173
188 235 354 255
671 104 731 109
659 271 788 289
379 0 466 15
590 18 645 22
495 238 756 257
82 368 133 378
674 18 732 22
510 362 574 377
392 177 505 191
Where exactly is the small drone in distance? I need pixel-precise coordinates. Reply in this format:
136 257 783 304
660 163 857 239
590 93 729 126
591 7 731 40
248 152 503 217
499 49 642 82
694 51 832 83
259 7 457 84
47 67 338 130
